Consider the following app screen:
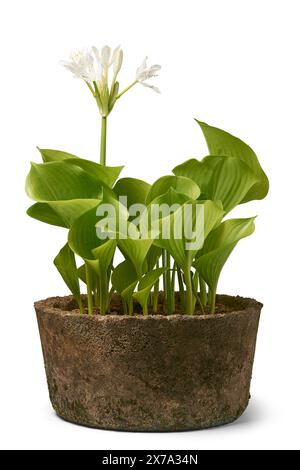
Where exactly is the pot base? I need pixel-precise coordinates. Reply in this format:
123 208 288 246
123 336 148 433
35 294 262 432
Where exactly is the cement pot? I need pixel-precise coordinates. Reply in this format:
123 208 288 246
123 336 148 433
35 294 262 432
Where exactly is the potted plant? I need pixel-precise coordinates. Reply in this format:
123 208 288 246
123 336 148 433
27 44 269 431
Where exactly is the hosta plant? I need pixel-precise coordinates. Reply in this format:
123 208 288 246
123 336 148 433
26 45 269 315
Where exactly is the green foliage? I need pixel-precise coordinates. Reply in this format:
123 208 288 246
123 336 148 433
27 199 100 228
54 244 83 313
26 121 268 315
146 175 201 204
133 268 168 315
114 177 151 206
193 217 256 313
195 121 269 202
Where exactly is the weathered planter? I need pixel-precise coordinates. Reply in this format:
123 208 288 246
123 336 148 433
35 294 262 432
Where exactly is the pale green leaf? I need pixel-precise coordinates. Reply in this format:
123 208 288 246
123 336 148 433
133 267 167 311
68 206 103 260
25 161 102 201
139 187 190 237
193 217 256 293
145 245 162 271
27 199 100 228
53 244 82 306
118 236 156 277
173 156 222 197
146 175 200 204
38 148 79 163
114 177 151 207
91 239 117 276
65 158 123 188
196 121 269 202
207 157 259 213
154 200 224 271
68 190 128 260
111 260 138 305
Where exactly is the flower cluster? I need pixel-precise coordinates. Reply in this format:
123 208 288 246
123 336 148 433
61 45 161 116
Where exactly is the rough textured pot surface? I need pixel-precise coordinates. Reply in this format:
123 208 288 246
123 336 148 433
35 294 262 432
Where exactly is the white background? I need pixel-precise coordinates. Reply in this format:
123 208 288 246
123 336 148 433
0 0 299 450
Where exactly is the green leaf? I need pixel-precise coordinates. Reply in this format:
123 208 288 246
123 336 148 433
27 202 65 227
193 217 256 294
154 200 224 271
68 206 104 260
173 156 222 197
38 148 79 163
38 148 123 187
77 263 98 293
68 189 128 260
196 121 269 202
139 187 190 236
91 239 117 276
133 267 167 313
111 260 139 306
53 244 82 309
207 157 258 213
145 245 162 271
27 199 100 228
114 177 151 207
65 158 123 188
118 235 156 277
77 264 86 284
25 161 102 201
146 175 201 204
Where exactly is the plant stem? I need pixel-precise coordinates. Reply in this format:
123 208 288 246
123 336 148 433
99 272 108 315
77 296 84 314
165 251 173 314
152 281 159 313
199 277 207 306
122 298 128 315
116 81 137 100
170 261 176 313
162 251 167 310
128 298 133 316
210 288 217 314
177 265 185 310
100 116 107 165
162 250 172 314
184 268 194 315
85 264 94 315
94 286 100 309
143 301 148 316
191 274 205 315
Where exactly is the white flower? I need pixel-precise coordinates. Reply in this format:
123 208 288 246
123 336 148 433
92 45 123 82
60 48 100 82
112 48 123 80
136 57 161 93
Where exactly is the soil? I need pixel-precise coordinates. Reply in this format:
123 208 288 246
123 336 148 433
35 294 262 432
48 292 252 316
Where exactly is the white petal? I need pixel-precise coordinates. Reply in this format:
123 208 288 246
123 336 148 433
92 46 101 64
101 45 111 67
136 57 148 79
61 48 100 82
148 64 161 75
113 49 123 76
110 45 121 66
140 81 161 93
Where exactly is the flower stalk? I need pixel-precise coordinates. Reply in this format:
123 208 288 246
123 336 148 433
61 46 161 166
100 117 107 165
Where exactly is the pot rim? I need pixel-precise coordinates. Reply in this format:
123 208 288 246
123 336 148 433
34 294 263 322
